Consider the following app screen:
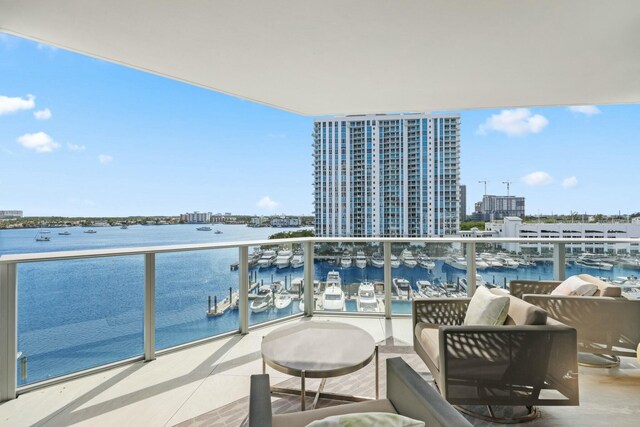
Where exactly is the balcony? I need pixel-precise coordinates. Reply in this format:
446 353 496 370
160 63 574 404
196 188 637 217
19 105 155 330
1 237 639 426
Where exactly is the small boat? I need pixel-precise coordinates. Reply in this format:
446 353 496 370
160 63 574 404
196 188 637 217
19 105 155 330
326 270 341 287
340 254 353 268
274 289 293 310
257 250 277 269
83 229 97 234
576 254 614 271
274 249 293 269
58 231 71 235
250 285 273 313
416 280 445 298
393 278 412 300
120 225 128 229
196 226 212 231
475 257 489 270
444 256 467 271
400 249 417 268
417 255 436 270
290 252 304 269
355 251 367 269
322 284 345 311
356 282 379 312
35 236 50 242
390 255 400 268
496 255 519 269
214 229 223 234
370 254 384 268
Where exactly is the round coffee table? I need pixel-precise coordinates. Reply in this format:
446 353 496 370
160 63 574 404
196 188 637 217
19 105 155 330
261 320 378 410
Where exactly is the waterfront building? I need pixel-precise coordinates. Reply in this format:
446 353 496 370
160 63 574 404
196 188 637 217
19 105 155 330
459 185 467 222
0 210 23 220
313 113 460 237
271 215 301 227
180 211 212 224
487 216 640 254
471 194 525 221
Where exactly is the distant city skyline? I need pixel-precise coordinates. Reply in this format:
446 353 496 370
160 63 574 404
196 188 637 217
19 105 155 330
1 33 639 217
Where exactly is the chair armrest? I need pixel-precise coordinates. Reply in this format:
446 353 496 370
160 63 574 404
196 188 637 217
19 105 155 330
386 357 472 427
509 280 560 299
249 374 273 427
413 298 469 328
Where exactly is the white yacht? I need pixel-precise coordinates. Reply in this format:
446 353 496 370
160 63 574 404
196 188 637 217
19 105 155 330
496 255 519 269
390 254 400 268
480 253 503 269
576 254 614 271
322 284 345 311
257 250 277 269
417 255 436 270
416 280 444 298
356 282 379 312
326 270 341 287
196 226 212 231
274 249 293 269
355 251 367 269
444 256 467 271
273 289 292 310
393 278 412 299
370 254 384 268
475 256 489 270
290 252 304 269
340 254 353 268
250 285 273 313
400 249 417 268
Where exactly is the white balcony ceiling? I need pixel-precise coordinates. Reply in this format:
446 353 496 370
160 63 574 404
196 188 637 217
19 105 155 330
1 0 639 116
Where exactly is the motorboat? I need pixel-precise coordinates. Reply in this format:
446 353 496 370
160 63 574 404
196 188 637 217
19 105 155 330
257 250 277 269
417 255 436 270
273 289 293 310
370 253 384 268
390 254 400 268
290 252 304 269
35 236 50 242
356 282 379 312
274 249 293 269
496 255 519 269
475 256 489 270
576 254 614 271
120 225 128 229
289 278 303 295
340 254 353 268
321 283 345 311
83 229 97 234
618 257 640 270
460 274 489 290
58 231 71 235
250 285 273 313
400 249 417 268
416 280 444 298
393 278 412 300
196 226 212 231
480 253 503 269
326 270 341 287
214 229 223 234
355 251 367 269
444 256 467 271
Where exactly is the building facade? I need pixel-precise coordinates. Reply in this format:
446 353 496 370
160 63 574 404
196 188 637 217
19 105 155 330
180 211 212 223
271 216 301 227
313 113 460 237
459 185 466 222
0 210 23 219
471 195 525 221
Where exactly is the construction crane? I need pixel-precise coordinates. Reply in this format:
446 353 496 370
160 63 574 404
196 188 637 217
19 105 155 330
478 180 488 196
502 181 513 197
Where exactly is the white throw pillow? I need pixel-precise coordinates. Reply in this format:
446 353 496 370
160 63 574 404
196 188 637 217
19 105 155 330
306 412 424 427
551 276 598 296
463 285 510 326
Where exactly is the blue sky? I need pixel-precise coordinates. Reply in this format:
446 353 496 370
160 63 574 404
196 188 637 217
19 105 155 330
1 34 638 217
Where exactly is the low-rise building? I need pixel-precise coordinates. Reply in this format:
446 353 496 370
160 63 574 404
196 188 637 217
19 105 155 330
271 216 301 227
0 210 23 220
180 211 212 224
471 195 525 221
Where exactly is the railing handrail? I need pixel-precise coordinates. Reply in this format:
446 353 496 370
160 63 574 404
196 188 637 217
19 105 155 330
1 236 639 264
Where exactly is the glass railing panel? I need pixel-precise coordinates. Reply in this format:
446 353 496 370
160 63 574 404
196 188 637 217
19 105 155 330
248 243 304 327
502 241 556 289
17 256 144 386
155 249 239 350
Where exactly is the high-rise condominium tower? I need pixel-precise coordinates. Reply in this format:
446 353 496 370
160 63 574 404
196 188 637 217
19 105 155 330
313 113 460 237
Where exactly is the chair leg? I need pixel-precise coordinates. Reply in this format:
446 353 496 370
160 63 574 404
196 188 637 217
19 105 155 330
578 353 620 368
455 405 540 424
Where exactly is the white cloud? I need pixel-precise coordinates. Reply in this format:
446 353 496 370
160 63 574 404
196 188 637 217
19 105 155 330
257 196 278 210
522 171 553 186
67 143 86 151
477 108 549 137
33 108 52 120
562 176 578 188
98 154 113 164
37 43 58 52
567 105 601 116
0 94 35 115
17 132 60 153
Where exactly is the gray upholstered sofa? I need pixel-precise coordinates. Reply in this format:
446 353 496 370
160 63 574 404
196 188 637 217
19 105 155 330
510 275 640 365
249 356 472 427
413 290 579 422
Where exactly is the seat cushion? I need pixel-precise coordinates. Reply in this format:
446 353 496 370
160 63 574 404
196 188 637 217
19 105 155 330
464 285 510 326
490 289 548 325
307 412 425 427
578 274 622 297
415 323 440 369
551 275 599 296
272 398 397 427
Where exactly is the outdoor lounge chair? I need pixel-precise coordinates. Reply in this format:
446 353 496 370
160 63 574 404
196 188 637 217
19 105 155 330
413 290 579 423
510 276 640 367
248 356 471 427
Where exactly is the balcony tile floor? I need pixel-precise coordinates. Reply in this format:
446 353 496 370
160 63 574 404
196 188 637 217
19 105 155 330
0 316 639 426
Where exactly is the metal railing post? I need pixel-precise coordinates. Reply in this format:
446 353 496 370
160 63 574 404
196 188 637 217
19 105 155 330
553 243 566 281
0 262 17 401
304 241 314 317
383 242 392 319
144 253 156 361
239 246 249 334
465 241 477 296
